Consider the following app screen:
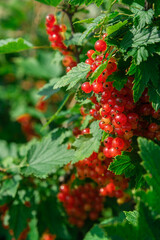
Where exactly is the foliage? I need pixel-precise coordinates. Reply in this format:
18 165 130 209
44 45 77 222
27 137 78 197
0 0 160 239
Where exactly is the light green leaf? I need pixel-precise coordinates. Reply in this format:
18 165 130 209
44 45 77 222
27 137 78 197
20 130 74 178
107 20 128 35
53 63 90 90
79 14 107 44
0 175 21 198
27 218 39 240
0 38 33 54
72 121 103 163
124 210 139 226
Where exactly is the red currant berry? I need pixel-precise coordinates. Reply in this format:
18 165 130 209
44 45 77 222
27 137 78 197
81 82 93 93
95 40 107 52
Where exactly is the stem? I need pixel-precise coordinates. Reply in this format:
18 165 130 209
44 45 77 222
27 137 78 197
42 93 71 129
63 7 80 63
145 0 152 10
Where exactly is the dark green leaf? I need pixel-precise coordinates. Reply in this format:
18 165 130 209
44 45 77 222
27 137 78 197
137 137 160 215
9 203 32 239
148 84 160 111
121 27 160 51
37 196 71 239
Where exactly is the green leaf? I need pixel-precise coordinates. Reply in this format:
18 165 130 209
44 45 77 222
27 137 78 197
79 14 107 44
133 57 159 102
72 121 103 163
137 137 160 215
74 18 94 24
35 0 62 6
148 84 160 111
20 129 75 178
37 196 71 239
107 20 128 35
90 47 116 82
108 155 135 177
121 27 160 51
84 225 107 240
38 79 60 100
133 7 154 29
75 87 93 102
0 175 21 198
155 0 160 16
0 38 33 54
80 115 93 129
9 203 32 239
64 33 83 46
53 63 90 90
69 0 104 6
27 218 39 240
137 202 160 240
124 210 139 226
16 52 63 79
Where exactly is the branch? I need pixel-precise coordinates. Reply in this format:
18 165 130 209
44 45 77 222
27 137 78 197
62 7 80 63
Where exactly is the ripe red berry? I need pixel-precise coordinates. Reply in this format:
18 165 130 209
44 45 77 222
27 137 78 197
104 137 113 148
92 82 103 93
112 137 125 150
81 128 90 134
109 147 121 157
95 40 107 52
104 124 113 133
87 50 95 59
115 113 127 126
81 82 93 93
46 14 56 26
148 123 159 132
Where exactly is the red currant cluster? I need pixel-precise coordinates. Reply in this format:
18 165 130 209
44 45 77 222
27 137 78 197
80 45 160 157
46 14 67 51
57 183 104 228
45 14 77 72
75 150 113 184
81 38 117 94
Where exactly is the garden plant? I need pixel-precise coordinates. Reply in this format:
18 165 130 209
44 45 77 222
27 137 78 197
0 0 160 239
